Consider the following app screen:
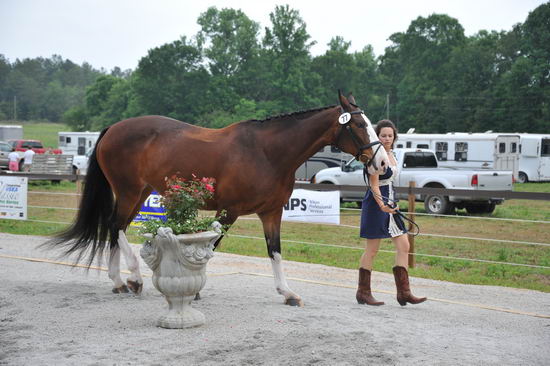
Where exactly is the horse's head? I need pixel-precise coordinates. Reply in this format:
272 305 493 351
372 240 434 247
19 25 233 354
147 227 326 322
334 91 389 174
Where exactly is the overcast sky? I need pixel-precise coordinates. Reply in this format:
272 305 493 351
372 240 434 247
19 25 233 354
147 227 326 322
1 0 546 71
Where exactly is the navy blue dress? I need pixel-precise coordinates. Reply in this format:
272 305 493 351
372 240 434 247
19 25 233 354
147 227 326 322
360 166 408 239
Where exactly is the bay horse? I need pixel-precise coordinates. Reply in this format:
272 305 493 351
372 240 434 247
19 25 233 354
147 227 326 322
47 92 389 306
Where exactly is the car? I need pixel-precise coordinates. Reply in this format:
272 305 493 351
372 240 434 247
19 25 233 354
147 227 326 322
0 141 13 169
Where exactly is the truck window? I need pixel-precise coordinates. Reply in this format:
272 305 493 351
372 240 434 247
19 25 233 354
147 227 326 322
402 152 437 168
499 142 506 153
511 142 517 153
406 141 412 148
416 144 429 149
436 142 448 161
396 144 403 148
66 137 72 144
455 142 468 161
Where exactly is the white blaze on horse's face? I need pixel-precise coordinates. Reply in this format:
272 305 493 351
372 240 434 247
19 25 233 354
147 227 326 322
360 113 390 175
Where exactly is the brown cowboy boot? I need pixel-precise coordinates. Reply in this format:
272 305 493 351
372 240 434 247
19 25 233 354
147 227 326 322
356 268 384 305
392 266 427 306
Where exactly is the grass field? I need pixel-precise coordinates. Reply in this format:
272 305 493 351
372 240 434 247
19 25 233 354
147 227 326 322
1 180 548 293
0 120 70 148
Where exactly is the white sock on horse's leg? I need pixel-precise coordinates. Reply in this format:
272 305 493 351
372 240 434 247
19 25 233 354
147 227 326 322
270 252 303 306
107 248 125 289
118 230 142 284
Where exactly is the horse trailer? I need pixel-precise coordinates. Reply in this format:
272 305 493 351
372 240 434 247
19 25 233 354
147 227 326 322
0 125 23 141
58 131 100 156
396 132 520 180
517 134 550 182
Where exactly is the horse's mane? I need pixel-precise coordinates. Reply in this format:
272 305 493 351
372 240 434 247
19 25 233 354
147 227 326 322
249 105 337 123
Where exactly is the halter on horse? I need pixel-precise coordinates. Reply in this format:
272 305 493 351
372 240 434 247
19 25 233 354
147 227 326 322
46 91 390 306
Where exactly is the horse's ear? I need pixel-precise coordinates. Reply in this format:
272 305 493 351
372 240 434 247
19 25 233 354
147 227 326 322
347 93 357 105
338 90 351 111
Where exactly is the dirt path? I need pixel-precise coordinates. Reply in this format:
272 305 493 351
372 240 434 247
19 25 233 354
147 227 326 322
0 233 549 365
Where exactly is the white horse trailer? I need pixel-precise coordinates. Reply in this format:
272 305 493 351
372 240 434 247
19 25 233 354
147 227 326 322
397 132 520 179
517 134 550 182
58 131 100 156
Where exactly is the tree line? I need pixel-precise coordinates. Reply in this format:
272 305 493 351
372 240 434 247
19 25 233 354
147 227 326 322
0 3 548 134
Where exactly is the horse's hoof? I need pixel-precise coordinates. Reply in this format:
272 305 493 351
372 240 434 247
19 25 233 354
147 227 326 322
112 284 129 294
194 293 201 301
127 280 143 295
284 298 304 307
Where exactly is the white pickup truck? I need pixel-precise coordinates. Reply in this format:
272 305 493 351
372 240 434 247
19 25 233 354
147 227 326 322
311 148 513 215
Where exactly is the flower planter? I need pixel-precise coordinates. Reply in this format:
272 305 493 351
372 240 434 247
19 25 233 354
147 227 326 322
140 223 221 329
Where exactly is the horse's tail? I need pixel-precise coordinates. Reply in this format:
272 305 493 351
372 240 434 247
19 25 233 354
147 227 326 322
43 127 117 266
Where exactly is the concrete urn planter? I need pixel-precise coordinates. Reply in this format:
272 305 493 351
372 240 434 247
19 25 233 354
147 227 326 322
140 223 221 329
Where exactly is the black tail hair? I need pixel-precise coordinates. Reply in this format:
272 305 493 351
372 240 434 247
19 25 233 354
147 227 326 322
42 127 117 267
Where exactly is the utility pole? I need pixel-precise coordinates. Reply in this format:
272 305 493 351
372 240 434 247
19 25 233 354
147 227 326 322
13 95 17 121
386 93 390 120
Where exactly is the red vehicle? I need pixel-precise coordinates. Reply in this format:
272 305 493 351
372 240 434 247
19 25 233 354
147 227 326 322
8 139 62 154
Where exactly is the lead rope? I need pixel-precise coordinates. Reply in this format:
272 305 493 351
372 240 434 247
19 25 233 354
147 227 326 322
362 166 420 237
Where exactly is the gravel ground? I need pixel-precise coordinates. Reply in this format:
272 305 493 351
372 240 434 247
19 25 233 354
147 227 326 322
0 233 549 366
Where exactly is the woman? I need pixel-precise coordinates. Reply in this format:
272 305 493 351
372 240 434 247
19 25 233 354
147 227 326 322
356 120 427 306
8 148 20 171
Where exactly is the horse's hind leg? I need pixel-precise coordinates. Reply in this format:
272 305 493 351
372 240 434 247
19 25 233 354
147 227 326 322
108 249 129 293
117 230 143 294
118 187 153 294
258 209 304 307
115 187 154 294
106 186 148 294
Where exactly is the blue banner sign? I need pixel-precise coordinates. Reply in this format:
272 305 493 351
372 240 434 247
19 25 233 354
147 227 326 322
131 191 166 226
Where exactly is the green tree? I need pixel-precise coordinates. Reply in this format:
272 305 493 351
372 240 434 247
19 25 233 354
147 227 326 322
261 5 321 111
311 37 356 104
132 37 211 122
382 14 467 132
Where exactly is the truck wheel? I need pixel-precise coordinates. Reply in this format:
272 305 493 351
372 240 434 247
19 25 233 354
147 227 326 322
518 172 528 183
424 194 453 215
483 203 496 214
465 203 496 215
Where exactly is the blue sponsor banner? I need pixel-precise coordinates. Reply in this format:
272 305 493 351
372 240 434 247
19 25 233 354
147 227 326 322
131 191 166 226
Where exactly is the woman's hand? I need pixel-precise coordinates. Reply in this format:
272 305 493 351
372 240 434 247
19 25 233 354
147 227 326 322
380 204 397 214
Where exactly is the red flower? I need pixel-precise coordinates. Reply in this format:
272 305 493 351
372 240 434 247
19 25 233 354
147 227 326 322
205 184 215 193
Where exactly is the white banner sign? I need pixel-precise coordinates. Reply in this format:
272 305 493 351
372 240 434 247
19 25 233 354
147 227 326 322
0 176 28 220
282 189 340 225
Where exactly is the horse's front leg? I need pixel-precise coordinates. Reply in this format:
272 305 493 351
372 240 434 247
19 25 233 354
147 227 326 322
213 210 238 250
259 209 304 307
195 210 238 301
